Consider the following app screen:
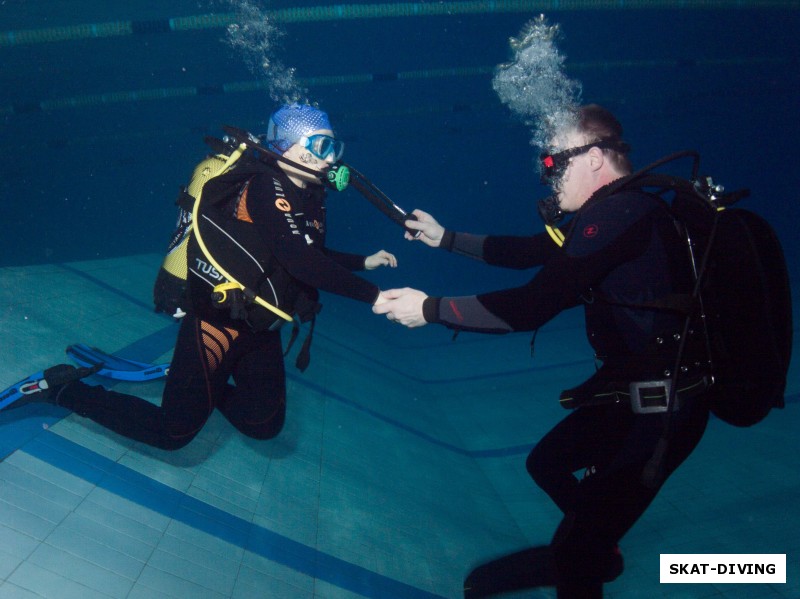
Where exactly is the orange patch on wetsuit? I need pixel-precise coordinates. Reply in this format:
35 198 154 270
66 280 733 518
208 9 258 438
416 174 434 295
275 198 292 212
235 179 254 223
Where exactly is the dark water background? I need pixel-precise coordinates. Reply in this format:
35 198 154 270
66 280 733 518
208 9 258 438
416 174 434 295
2 2 798 300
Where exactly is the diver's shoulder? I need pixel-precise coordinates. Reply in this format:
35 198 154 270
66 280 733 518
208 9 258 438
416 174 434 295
597 188 662 216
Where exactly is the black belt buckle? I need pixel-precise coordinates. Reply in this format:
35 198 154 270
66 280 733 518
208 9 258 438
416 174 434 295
629 379 675 414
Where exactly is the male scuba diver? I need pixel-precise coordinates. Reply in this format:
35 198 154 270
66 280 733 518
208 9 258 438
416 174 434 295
373 104 711 598
6 103 396 450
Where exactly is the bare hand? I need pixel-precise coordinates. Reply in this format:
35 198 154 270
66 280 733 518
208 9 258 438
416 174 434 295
372 287 429 328
365 250 398 270
373 291 387 307
403 209 444 248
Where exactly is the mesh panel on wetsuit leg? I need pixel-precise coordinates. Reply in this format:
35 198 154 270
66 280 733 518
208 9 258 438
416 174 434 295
199 320 239 372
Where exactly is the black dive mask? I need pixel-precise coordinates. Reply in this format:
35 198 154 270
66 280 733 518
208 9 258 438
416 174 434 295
539 139 631 187
537 139 630 227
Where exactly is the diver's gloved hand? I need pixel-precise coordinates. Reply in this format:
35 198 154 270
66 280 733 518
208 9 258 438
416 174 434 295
364 250 398 270
403 209 444 247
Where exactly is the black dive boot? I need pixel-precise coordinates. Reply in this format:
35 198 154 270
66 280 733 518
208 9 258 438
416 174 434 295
5 364 101 410
464 545 558 598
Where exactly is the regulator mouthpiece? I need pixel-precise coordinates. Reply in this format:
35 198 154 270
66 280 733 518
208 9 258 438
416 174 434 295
538 195 564 226
327 164 350 191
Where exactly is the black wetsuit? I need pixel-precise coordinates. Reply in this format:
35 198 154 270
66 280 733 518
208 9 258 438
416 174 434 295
427 189 710 598
58 164 378 450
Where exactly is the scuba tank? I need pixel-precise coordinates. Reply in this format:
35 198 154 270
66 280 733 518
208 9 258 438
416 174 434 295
153 152 232 319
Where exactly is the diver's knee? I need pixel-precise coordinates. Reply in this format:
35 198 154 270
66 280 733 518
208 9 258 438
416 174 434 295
242 418 285 441
246 427 282 441
158 433 196 451
526 443 552 484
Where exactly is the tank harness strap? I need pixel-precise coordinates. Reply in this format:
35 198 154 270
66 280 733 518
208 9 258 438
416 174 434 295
294 315 316 373
559 373 709 413
177 189 195 211
284 314 320 372
282 298 322 372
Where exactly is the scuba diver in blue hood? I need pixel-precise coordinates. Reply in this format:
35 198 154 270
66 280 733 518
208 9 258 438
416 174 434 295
6 103 396 450
374 104 711 598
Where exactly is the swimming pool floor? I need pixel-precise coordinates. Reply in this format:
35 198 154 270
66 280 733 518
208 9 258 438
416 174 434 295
1 255 798 598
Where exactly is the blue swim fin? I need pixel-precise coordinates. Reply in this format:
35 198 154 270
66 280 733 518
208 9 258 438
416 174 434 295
0 371 46 411
66 344 169 382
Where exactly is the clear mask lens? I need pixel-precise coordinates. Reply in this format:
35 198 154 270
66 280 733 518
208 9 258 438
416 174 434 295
305 134 344 162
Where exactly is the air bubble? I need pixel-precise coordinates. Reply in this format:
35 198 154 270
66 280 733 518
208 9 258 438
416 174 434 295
492 15 582 152
221 0 307 104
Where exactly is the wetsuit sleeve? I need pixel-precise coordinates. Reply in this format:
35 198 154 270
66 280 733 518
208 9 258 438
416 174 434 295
322 248 367 271
248 175 379 304
422 252 589 333
424 197 658 333
441 230 562 269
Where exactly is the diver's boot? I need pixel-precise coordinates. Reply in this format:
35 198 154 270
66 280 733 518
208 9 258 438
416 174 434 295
464 546 557 597
45 364 103 402
554 545 624 599
603 545 624 582
556 580 603 599
9 364 101 410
